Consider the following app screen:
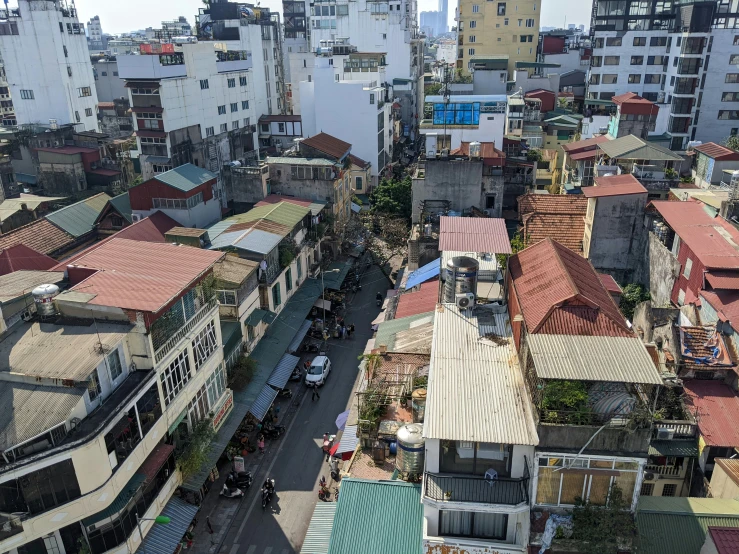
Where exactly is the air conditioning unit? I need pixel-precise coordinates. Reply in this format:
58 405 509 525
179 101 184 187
483 209 493 217
656 428 675 441
456 292 475 309
643 472 655 481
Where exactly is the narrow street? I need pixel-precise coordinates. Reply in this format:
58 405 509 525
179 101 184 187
213 262 391 554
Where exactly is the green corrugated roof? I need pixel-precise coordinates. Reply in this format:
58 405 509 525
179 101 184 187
108 192 132 223
637 498 739 554
322 260 353 291
46 192 111 238
83 473 146 527
301 503 337 554
327 479 422 554
153 163 217 192
648 439 699 457
598 135 683 162
245 308 271 326
220 320 242 356
226 202 310 231
375 311 434 351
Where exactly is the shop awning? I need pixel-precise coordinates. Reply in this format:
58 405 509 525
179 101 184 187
322 260 353 291
137 443 175 482
300 503 337 554
329 424 359 461
287 319 313 354
267 353 300 390
134 496 199 554
405 258 440 289
83 473 146 527
245 308 273 327
249 385 279 422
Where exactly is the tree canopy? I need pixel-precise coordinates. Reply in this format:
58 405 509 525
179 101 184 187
369 175 412 221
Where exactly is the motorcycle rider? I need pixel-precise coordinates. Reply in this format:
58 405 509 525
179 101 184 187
263 477 275 497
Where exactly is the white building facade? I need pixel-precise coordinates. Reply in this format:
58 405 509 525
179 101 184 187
0 0 99 131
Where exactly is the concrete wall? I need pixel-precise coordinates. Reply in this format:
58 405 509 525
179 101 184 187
709 461 739 500
536 423 652 456
633 231 680 308
94 59 126 103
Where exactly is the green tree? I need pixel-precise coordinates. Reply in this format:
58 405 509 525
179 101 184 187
496 232 526 270
619 283 650 320
369 175 412 221
526 149 543 163
177 418 216 479
570 485 637 554
229 356 257 390
425 83 443 95
723 135 739 152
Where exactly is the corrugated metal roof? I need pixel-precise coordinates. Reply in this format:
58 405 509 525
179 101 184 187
0 270 64 303
267 353 300 389
327 479 423 554
405 258 440 289
694 142 739 161
396 281 439 319
584 174 648 197
710 527 739 554
598 135 683 161
0 244 58 276
0 195 65 223
335 424 358 455
0 321 132 381
153 164 217 191
137 443 175 482
438 216 512 254
210 228 283 255
648 440 698 457
637 498 739 554
265 156 337 167
715 458 739 487
527 334 662 384
561 135 611 152
0 382 85 451
301 503 337 554
220 320 242 357
374 312 434 351
0 218 74 255
135 495 199 554
245 308 271 326
256 194 327 216
107 192 133 223
684 380 739 447
205 219 235 240
249 384 279 421
706 270 739 291
83 473 147 526
425 304 539 445
46 193 111 238
226 202 310 231
301 132 351 160
287 320 313 354
322 259 353 291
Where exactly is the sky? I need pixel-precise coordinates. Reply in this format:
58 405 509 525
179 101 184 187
71 0 594 35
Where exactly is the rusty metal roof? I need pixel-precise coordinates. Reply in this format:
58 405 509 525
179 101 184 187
584 174 648 197
395 280 439 319
684 380 739 447
438 216 512 254
705 271 739 291
301 132 351 160
694 142 739 161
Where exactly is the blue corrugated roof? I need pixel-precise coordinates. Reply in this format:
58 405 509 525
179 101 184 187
405 258 440 289
249 385 279 421
205 220 236 240
267 353 300 389
287 319 313 354
153 164 217 192
135 495 199 554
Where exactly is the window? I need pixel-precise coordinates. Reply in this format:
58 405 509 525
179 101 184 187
286 268 293 292
370 93 375 105
731 55 739 65
650 36 667 46
504 17 509 25
244 118 250 127
78 86 92 97
355 176 363 191
606 37 622 47
160 350 191 406
683 257 693 279
85 108 93 117
227 78 236 88
15 459 81 516
633 36 646 46
218 105 226 115
205 125 215 137
604 56 620 65
206 364 227 408
727 74 739 83
644 74 661 84
192 320 218 370
472 4 479 12
88 369 101 402
518 18 522 26
719 111 739 120
589 73 600 85
242 100 249 110
75 111 81 123
603 74 618 84
19 89 34 100
723 92 739 102
220 123 227 133
628 74 641 84
469 35 476 43
641 482 654 496
200 79 209 90
648 55 667 65
631 56 643 65
470 20 477 28
526 18 535 27
272 282 282 307
107 349 123 381
230 102 238 113
239 76 248 88
661 484 677 497
113 71 118 76
439 511 508 541
497 2 506 15
217 290 237 306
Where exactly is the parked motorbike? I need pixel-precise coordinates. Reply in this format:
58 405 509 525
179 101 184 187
301 342 320 354
226 470 253 490
220 483 244 499
289 366 303 381
318 484 331 501
277 388 293 399
262 424 285 439
261 487 274 509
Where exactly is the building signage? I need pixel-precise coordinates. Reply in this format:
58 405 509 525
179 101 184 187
212 390 234 431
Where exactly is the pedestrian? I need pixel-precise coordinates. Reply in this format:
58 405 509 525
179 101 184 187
304 360 310 371
312 387 321 401
258 434 265 455
341 325 347 339
348 323 355 338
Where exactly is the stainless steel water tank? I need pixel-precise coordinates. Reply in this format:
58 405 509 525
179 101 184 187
396 423 425 474
443 256 479 303
32 284 60 317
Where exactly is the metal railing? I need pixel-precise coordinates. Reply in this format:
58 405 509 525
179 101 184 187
154 298 218 363
646 464 682 477
654 420 697 438
424 472 529 506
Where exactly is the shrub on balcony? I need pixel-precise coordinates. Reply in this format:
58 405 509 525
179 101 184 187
178 418 215 479
664 167 678 179
229 355 257 391
541 380 592 424
279 239 299 269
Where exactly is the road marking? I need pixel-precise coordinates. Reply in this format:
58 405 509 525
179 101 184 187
245 547 256 554
263 548 273 554
228 545 240 554
234 388 311 542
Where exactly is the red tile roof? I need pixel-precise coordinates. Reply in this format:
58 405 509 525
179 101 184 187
0 244 58 276
0 219 75 256
598 273 622 295
684 380 739 447
395 280 439 318
301 132 352 160
679 326 735 372
438 216 512 254
694 142 739 161
611 92 655 106
561 134 611 153
69 238 224 313
509 238 632 336
348 154 370 168
706 270 739 291
518 194 587 253
583 174 648 197
709 527 739 554
650 200 739 270
569 150 598 161
51 211 180 270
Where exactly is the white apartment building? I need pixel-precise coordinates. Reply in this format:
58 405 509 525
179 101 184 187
300 57 392 183
436 39 456 64
86 15 103 50
588 0 739 150
0 241 230 554
118 8 283 180
0 0 99 131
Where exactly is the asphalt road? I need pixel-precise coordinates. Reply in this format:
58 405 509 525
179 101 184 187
218 262 391 554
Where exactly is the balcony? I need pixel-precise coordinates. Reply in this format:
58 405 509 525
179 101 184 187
153 298 218 363
424 472 529 506
645 463 682 477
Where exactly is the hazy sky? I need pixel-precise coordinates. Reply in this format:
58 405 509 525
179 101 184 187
70 0 593 35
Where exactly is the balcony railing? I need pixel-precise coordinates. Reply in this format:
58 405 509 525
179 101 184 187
154 298 218 363
0 513 24 542
424 472 529 506
654 420 697 438
645 463 682 477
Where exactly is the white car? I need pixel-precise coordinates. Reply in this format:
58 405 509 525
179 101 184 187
305 355 331 387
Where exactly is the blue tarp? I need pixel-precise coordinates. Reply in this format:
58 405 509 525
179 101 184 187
135 496 199 554
405 258 440 289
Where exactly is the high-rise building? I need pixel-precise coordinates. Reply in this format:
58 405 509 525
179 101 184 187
87 15 105 51
456 0 541 76
421 10 440 36
587 0 739 150
0 0 99 131
437 0 448 34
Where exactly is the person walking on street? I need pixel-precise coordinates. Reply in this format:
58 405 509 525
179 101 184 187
312 387 321 401
348 323 355 338
258 434 265 454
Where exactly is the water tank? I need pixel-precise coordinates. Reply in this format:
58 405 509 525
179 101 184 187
32 284 60 317
396 423 425 475
443 256 479 303
469 141 481 159
412 388 427 423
